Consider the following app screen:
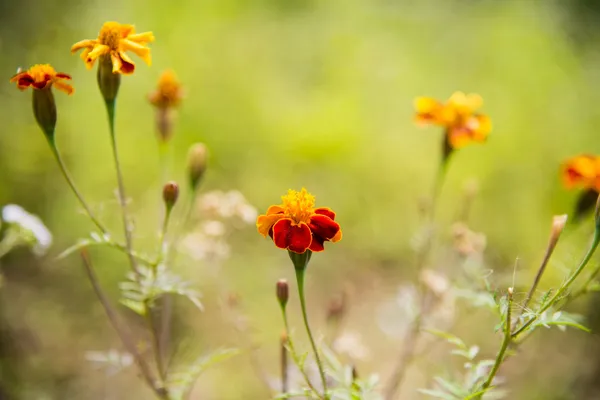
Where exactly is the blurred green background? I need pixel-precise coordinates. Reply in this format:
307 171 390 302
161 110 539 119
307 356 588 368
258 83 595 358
3 0 600 398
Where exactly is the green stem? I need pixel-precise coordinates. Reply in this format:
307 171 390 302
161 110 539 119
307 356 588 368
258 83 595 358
512 230 600 339
47 140 109 235
145 300 167 386
280 307 322 398
479 290 513 396
104 100 138 275
0 231 23 259
295 268 328 398
153 208 172 268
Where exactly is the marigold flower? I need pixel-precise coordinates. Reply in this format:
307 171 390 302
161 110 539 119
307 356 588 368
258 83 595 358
562 154 600 191
149 70 183 109
257 188 342 254
71 21 154 75
10 64 73 94
414 91 491 149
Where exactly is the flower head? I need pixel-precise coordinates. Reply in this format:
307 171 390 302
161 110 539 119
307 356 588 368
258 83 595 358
71 21 154 75
149 69 183 109
562 154 600 191
2 204 52 256
10 64 73 94
257 188 342 254
414 91 491 149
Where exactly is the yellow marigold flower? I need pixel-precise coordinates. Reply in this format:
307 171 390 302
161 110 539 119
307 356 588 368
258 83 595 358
10 64 73 94
71 21 154 75
414 91 492 149
257 188 342 254
149 69 183 109
562 154 600 191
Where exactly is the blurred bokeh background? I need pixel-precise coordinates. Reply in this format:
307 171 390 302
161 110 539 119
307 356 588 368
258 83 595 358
3 0 600 398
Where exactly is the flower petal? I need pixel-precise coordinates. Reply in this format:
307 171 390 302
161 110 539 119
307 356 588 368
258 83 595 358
267 205 285 215
127 32 155 44
86 44 110 63
71 39 96 53
308 214 340 241
53 80 74 95
16 76 34 90
331 229 342 243
448 128 473 149
414 97 444 125
257 213 285 237
273 219 312 254
314 207 336 220
118 51 136 74
120 39 152 65
309 235 325 252
55 73 71 80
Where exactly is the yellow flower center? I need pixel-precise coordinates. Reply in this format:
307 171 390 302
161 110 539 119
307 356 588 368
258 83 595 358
98 22 122 50
27 64 56 82
281 188 315 225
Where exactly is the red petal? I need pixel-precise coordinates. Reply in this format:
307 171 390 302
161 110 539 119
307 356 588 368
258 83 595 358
314 207 336 220
309 235 325 252
272 219 312 254
308 214 340 241
55 73 72 80
17 76 34 88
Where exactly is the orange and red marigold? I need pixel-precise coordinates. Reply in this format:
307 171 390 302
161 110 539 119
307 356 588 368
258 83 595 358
562 154 600 191
10 64 73 95
414 91 492 149
71 21 154 75
257 188 342 254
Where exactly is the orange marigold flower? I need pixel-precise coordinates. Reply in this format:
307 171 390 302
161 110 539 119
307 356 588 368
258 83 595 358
257 188 342 254
10 64 73 95
149 69 183 109
562 155 600 191
414 91 492 149
71 21 154 75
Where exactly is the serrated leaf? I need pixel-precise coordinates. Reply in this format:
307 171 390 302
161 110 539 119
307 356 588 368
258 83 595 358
433 376 468 397
425 329 467 350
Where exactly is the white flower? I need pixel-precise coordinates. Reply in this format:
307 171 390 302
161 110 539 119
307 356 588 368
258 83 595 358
2 204 52 256
333 331 371 360
181 231 230 262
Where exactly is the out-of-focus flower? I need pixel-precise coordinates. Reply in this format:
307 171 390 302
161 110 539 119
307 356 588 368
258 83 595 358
452 222 487 257
10 64 73 94
71 21 154 75
149 70 183 109
149 70 184 142
85 349 133 376
181 231 230 262
256 188 342 254
420 269 450 297
414 91 492 149
187 143 208 190
333 331 371 361
2 204 52 256
562 154 600 191
198 190 257 225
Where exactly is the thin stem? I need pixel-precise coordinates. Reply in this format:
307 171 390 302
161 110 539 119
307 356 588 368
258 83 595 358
280 331 289 394
384 150 449 400
80 250 168 399
512 230 600 339
520 220 564 316
153 208 173 268
48 142 109 235
295 268 328 398
145 300 167 385
104 100 138 275
280 307 323 398
479 289 513 396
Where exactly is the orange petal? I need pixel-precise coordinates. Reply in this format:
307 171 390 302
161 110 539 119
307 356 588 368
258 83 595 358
256 213 285 237
121 39 152 64
86 44 110 63
331 229 342 243
118 51 136 74
448 128 472 149
55 73 71 80
127 32 155 44
273 219 312 254
71 39 96 53
53 80 74 95
266 205 285 215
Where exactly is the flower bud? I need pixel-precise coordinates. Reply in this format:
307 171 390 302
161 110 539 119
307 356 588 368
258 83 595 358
97 55 120 103
162 181 179 211
32 88 57 141
276 279 289 308
187 143 208 190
